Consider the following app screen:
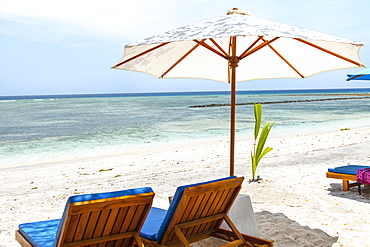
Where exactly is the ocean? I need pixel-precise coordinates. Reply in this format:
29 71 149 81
1 88 370 168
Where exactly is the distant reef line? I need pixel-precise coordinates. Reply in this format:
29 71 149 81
189 96 370 108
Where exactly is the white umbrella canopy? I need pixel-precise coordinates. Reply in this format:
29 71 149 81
112 8 365 176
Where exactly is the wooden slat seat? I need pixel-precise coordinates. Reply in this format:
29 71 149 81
16 187 155 247
139 177 273 247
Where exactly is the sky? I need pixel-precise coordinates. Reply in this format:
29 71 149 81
0 0 370 96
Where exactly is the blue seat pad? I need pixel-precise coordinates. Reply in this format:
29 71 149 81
18 187 153 247
140 207 167 241
19 219 60 247
140 176 236 243
328 165 370 175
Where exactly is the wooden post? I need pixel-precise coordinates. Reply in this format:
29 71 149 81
229 37 239 176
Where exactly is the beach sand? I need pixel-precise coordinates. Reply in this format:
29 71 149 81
1 127 370 247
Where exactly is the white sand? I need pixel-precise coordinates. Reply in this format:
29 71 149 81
1 127 370 247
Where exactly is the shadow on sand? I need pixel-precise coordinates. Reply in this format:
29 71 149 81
328 182 370 203
255 211 338 247
186 210 338 247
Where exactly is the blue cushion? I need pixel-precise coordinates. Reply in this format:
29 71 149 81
140 207 167 241
18 187 153 247
66 187 153 204
19 219 60 247
140 177 236 243
328 165 370 175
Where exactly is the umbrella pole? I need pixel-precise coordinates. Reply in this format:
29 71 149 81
230 71 236 176
229 36 238 176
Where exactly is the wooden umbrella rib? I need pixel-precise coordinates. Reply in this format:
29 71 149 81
227 38 232 84
239 37 280 59
228 37 232 57
262 37 304 78
294 38 362 66
239 36 263 60
160 40 205 78
193 40 228 59
209 38 228 57
112 42 170 68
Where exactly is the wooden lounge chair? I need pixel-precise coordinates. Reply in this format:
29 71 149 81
139 176 273 247
326 165 370 191
16 187 154 247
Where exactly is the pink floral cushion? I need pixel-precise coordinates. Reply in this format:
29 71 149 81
356 168 370 185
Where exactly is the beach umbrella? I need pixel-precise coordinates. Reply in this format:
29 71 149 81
112 8 364 176
346 68 370 81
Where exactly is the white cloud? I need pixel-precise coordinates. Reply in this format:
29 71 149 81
0 1 164 39
0 0 368 45
0 0 244 42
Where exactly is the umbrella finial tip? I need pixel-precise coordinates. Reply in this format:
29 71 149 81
227 8 253 16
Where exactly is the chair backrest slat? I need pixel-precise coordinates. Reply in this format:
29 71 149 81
102 208 121 239
128 204 147 231
111 207 129 235
83 211 101 240
184 194 207 237
194 193 213 235
64 213 80 243
74 211 92 241
88 209 110 245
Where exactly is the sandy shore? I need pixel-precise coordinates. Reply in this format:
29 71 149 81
1 127 370 247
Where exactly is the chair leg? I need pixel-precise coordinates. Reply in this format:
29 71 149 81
223 215 253 247
134 232 145 247
342 180 350 191
173 225 191 247
15 230 32 247
358 182 362 195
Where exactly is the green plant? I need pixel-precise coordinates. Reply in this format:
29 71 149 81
251 103 274 181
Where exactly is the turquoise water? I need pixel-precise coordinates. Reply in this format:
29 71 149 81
1 89 370 168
